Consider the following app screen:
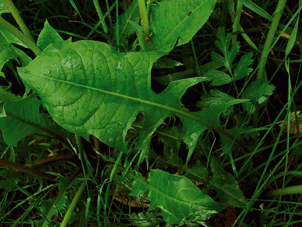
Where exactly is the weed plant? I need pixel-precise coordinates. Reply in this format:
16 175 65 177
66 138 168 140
0 0 302 226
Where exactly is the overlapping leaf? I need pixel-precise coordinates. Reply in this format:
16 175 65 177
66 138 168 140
0 95 62 146
0 0 9 15
0 0 31 72
19 39 247 153
210 159 248 207
209 27 253 85
19 38 250 155
118 0 140 46
144 0 217 52
241 80 276 114
130 170 224 224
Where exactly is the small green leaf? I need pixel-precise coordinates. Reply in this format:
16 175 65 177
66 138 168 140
203 69 232 86
220 128 242 155
157 125 182 151
0 95 61 146
239 0 273 21
0 86 20 104
0 27 19 71
210 158 248 207
197 90 235 119
0 0 9 15
185 160 208 182
241 80 275 114
153 57 183 69
0 25 31 71
212 27 240 73
118 1 140 45
233 52 254 81
37 20 63 50
147 170 225 224
129 212 161 227
145 0 217 52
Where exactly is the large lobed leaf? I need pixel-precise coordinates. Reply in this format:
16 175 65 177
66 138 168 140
18 37 249 154
18 40 216 152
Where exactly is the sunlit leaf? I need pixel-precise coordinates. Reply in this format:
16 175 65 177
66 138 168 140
144 0 217 52
18 38 245 154
37 20 63 50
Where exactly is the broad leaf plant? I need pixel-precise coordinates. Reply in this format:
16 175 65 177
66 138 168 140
0 0 277 226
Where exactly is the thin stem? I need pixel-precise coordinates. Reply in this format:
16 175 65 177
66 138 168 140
4 0 34 42
0 16 41 55
93 0 108 33
42 168 82 227
257 0 287 81
0 158 56 181
60 172 90 227
137 0 150 36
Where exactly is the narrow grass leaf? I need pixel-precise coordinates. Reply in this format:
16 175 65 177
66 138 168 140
239 0 273 21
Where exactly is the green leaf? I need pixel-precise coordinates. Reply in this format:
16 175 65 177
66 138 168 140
153 57 183 69
220 128 242 155
197 90 235 119
239 0 273 21
19 40 243 154
0 95 61 146
0 86 19 104
157 125 182 151
0 0 9 15
118 1 140 45
233 52 253 81
129 212 161 227
146 170 224 224
203 69 232 86
0 24 31 71
241 80 275 114
185 160 208 182
0 27 19 71
37 20 63 50
211 27 240 73
145 0 216 52
210 158 248 207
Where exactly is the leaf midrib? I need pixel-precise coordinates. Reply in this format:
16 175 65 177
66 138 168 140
36 73 250 152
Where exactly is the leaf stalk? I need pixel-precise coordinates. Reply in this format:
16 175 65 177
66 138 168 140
137 0 150 36
0 16 41 55
4 0 35 43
